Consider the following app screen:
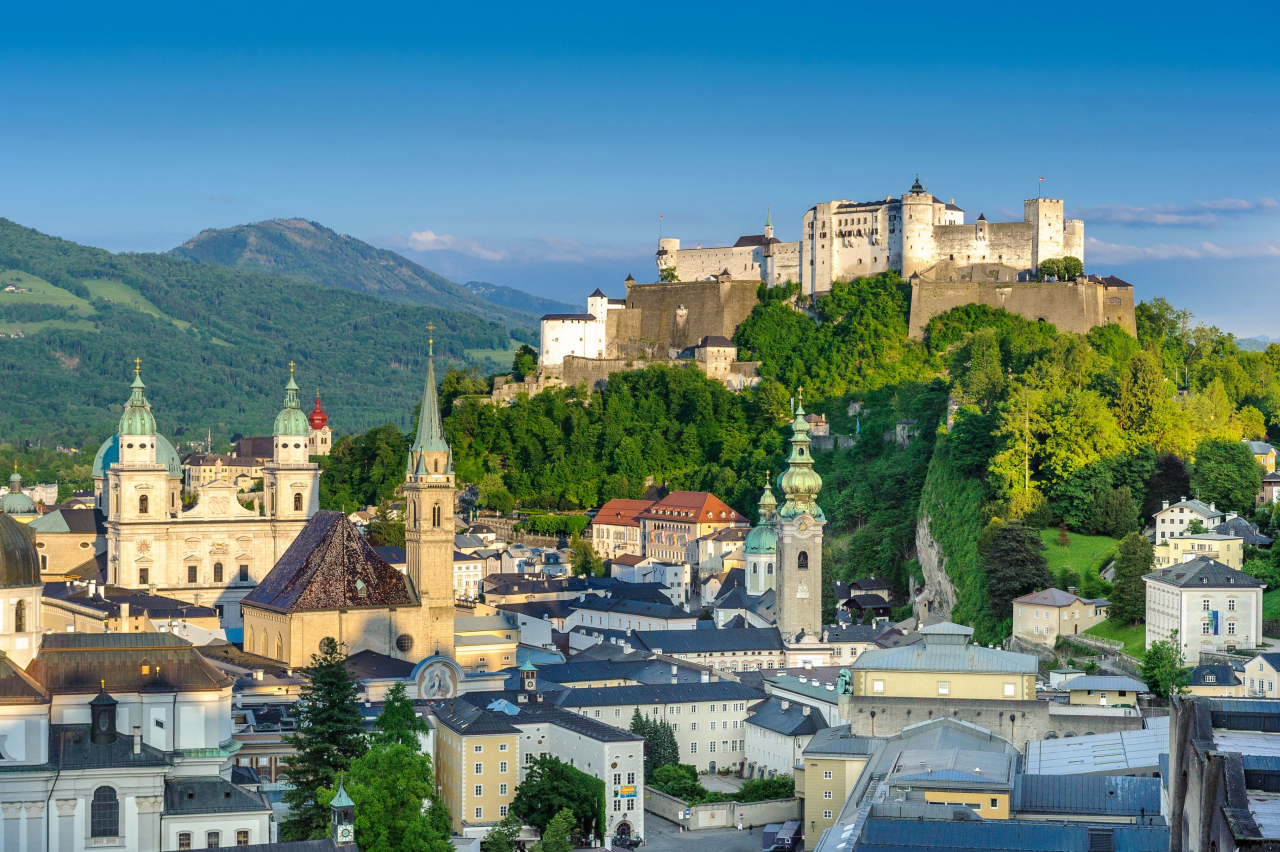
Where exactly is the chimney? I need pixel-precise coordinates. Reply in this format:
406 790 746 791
132 725 142 754
1162 500 1169 511
120 601 130 631
1209 502 1216 513
710 674 718 683
802 706 811 716
780 700 790 711
701 671 710 683
89 580 97 597
1180 496 1186 503
252 669 264 681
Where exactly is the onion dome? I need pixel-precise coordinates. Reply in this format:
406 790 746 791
0 468 37 517
309 391 328 430
910 174 924 193
745 474 778 555
0 511 39 586
273 364 312 437
93 434 184 479
778 398 825 521
118 369 157 437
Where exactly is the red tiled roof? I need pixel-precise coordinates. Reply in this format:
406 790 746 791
593 499 656 528
638 491 739 523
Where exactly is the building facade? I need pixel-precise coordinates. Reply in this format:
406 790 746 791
850 623 1038 700
656 212 800 286
1143 556 1266 655
1011 588 1110 647
638 491 745 566
591 499 654 559
1153 498 1231 541
1153 532 1245 569
775 403 826 647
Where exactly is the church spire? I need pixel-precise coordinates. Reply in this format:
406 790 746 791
119 360 157 436
412 335 449 454
778 389 824 521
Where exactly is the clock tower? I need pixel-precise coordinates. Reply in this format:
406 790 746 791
331 777 356 846
775 397 827 650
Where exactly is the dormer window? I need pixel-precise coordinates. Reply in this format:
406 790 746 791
1204 675 1217 684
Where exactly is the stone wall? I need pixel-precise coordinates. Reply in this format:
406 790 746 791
909 270 1137 341
562 355 653 389
642 787 800 830
932 222 1035 271
610 279 761 356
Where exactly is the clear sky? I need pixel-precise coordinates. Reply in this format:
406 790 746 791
3 1 1277 334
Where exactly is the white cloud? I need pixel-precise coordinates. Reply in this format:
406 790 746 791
1074 197 1278 227
401 230 508 261
1086 236 1280 263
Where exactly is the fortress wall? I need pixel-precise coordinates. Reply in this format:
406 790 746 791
562 355 653 388
619 279 761 354
909 278 1137 340
673 245 756 283
933 223 1035 269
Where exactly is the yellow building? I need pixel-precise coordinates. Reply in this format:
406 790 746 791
892 748 1014 819
183 453 259 491
800 726 881 835
1185 665 1245 697
27 507 106 578
1246 440 1276 473
454 614 520 673
849 622 1037 700
1065 675 1148 706
1011 588 1110 646
433 699 520 833
1241 652 1280 698
1153 533 1244 569
825 624 882 667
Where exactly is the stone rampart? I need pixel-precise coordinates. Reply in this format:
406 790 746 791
611 279 761 356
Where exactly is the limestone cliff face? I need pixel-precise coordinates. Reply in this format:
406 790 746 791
915 512 957 621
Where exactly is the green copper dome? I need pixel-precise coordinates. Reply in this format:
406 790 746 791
0 470 36 517
118 372 157 436
746 478 778 554
273 371 312 437
778 403 824 521
92 434 183 479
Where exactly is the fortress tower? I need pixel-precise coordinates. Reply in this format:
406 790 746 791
1026 198 1066 273
900 176 939 279
403 336 457 659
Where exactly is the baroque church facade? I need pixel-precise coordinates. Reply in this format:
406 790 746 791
94 365 321 629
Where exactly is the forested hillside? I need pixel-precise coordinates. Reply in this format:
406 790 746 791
0 218 521 446
171 218 539 334
463 280 583 317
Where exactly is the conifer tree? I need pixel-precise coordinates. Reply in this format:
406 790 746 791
282 638 368 841
1110 532 1153 625
374 681 428 749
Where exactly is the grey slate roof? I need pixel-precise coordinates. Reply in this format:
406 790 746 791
630 626 783 654
824 625 880 643
232 841 343 852
570 596 694 621
486 700 644 742
1143 556 1265 590
848 815 1169 852
1214 516 1274 546
1187 664 1242 687
1246 441 1275 456
1013 588 1097 607
435 699 522 735
888 748 1013 785
803 725 883 757
27 507 106 535
164 776 271 815
1012 774 1162 817
39 725 171 770
1063 675 1148 693
1022 724 1169 775
853 642 1037 674
1167 498 1224 519
746 696 829 736
552 680 766 708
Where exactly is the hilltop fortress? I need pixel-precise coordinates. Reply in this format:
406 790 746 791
514 178 1134 400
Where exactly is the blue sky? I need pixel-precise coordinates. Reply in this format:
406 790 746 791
2 1 1277 334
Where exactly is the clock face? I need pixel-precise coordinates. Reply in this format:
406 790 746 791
797 517 810 531
337 826 353 841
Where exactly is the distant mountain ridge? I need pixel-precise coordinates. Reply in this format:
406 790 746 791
171 219 539 331
463 280 584 316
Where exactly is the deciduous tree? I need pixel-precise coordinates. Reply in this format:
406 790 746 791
1190 438 1263 514
1109 532 1152 625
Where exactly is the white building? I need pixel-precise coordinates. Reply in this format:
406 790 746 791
609 555 693 604
1153 498 1232 541
1143 556 1267 655
539 290 626 366
656 212 800 286
591 499 654 560
743 696 828 780
455 550 485 600
561 594 697 633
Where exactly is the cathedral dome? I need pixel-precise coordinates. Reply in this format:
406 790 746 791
0 512 40 587
274 372 312 437
118 373 157 436
308 392 328 430
92 434 184 479
744 521 776 555
0 471 37 517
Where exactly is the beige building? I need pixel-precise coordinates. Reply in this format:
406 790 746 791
799 726 881 835
1240 652 1280 698
639 491 746 565
849 622 1037 700
1185 664 1246 698
1143 556 1267 655
41 582 222 635
27 507 106 578
1154 532 1244 569
454 614 519 674
433 700 521 833
1011 588 1110 646
183 454 258 491
1065 675 1148 706
591 499 654 560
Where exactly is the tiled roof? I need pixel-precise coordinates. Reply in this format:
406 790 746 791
638 491 740 523
569 596 694 621
732 235 767 248
824 625 881 643
164 776 271 815
1247 441 1275 456
593 499 656 528
243 511 417 611
746 696 829 736
1143 556 1265 589
42 583 218 620
30 633 232 693
488 700 644 742
630 627 783 654
853 642 1037 674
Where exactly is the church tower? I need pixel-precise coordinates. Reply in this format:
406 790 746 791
745 475 778 597
775 396 826 646
403 336 456 659
263 363 320 521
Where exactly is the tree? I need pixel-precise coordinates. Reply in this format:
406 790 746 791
1057 522 1070 547
947 329 1005 413
512 345 538 381
1190 438 1263 514
281 638 368 841
478 473 516 514
737 774 795 802
647 720 680 772
482 809 524 852
512 755 605 840
319 741 453 852
1085 486 1140 538
373 681 428 749
658 267 680 283
1141 631 1190 699
1143 453 1191 519
1110 532 1152 625
531 808 577 852
1061 256 1084 279
1185 519 1208 534
368 500 406 547
979 520 1052 618
570 532 605 577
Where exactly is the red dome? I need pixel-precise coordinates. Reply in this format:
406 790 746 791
309 392 328 430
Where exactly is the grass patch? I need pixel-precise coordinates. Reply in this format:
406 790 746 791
83 278 191 329
0 271 95 312
1040 528 1120 579
1083 619 1147 660
0 319 100 335
1265 589 1280 620
465 338 520 363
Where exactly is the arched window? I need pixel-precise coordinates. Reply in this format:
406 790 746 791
767 563 774 575
91 786 119 838
261 629 268 658
14 600 25 633
434 459 439 473
245 629 254 654
432 503 441 528
275 634 283 660
752 563 758 574
797 551 809 570
213 563 223 583
293 492 302 512
138 494 149 514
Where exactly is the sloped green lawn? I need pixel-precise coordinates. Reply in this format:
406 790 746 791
1083 620 1147 660
1039 529 1120 579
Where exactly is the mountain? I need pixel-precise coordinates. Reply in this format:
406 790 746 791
463 280 584 316
171 218 539 331
0 218 520 446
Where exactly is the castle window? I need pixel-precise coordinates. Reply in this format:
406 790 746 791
139 494 149 514
14 600 25 633
293 492 302 512
797 552 809 570
188 565 197 583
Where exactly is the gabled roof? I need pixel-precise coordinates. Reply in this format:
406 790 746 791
1165 498 1224 519
1013 588 1095 607
638 491 740 524
540 313 597 321
27 507 106 536
732 234 767 248
1143 556 1265 590
435 699 521 735
242 511 417 612
29 633 232 694
630 626 783 654
746 696 829 736
1214 516 1274 546
825 624 881 643
1246 441 1275 456
0 654 50 704
552 680 766 708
